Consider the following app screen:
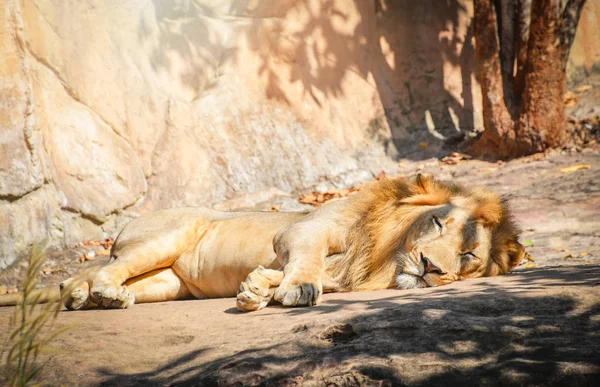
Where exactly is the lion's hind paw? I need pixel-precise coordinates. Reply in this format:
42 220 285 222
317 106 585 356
61 278 92 311
236 266 283 312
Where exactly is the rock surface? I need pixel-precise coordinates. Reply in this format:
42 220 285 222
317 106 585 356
1 0 600 268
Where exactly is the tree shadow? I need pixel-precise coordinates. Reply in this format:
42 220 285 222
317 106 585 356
139 0 480 160
98 265 600 386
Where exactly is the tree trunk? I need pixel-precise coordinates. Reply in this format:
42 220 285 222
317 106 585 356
471 0 587 159
518 0 567 150
514 0 532 99
471 0 519 158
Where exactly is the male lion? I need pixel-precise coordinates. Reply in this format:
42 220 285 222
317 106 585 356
57 174 524 312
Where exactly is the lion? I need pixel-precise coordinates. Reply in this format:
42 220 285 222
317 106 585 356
7 174 524 312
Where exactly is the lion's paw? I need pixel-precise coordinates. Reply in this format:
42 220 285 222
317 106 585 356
61 279 92 311
274 280 322 307
90 284 135 309
236 266 283 312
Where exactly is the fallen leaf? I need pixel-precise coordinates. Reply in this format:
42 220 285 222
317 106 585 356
559 164 591 173
83 237 114 250
522 152 547 163
524 263 537 269
42 267 62 275
563 253 578 259
579 252 591 257
524 252 535 262
441 152 472 165
270 205 280 212
524 240 534 247
479 167 498 173
574 84 592 93
419 142 430 148
564 91 578 107
298 186 361 207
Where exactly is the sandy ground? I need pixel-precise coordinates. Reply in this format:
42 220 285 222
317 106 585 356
1 150 599 386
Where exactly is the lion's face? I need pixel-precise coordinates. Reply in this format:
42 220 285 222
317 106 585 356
395 196 523 290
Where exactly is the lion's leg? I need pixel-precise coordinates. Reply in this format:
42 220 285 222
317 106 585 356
236 266 284 311
272 226 329 307
124 268 192 304
90 246 184 308
270 201 349 308
61 273 96 311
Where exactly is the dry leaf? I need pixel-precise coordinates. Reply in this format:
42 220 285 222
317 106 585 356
564 91 578 107
524 263 537 269
524 252 535 262
563 253 578 259
299 186 361 207
441 152 472 165
559 164 591 173
42 267 61 275
579 252 591 257
574 84 592 93
479 167 498 173
418 142 430 148
83 237 114 250
270 205 280 212
522 152 547 163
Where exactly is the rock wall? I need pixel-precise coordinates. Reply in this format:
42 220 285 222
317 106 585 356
1 0 599 268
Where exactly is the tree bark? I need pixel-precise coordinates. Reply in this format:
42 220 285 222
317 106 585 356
497 0 517 113
518 0 567 150
471 0 587 159
514 0 532 99
471 0 519 158
560 0 587 70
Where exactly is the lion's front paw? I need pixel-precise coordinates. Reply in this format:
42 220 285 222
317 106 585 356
274 280 322 307
90 284 135 309
236 266 284 312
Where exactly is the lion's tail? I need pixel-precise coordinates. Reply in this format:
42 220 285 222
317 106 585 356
0 288 60 307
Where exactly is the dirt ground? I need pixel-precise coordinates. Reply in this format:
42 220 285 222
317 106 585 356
0 148 599 386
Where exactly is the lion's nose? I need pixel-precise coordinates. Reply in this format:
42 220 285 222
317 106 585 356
421 253 443 275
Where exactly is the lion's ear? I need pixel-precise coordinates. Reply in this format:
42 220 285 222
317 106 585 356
401 175 450 206
415 173 435 194
506 240 525 271
490 239 525 275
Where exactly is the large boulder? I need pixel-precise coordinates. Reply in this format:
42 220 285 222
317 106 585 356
1 0 599 268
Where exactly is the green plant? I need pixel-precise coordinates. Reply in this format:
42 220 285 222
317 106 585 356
3 245 75 387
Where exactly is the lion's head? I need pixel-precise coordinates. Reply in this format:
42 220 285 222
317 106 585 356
338 174 524 291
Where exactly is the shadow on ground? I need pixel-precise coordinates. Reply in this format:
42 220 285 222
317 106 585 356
98 266 600 386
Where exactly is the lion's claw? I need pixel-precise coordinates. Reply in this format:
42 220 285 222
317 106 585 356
90 285 135 309
274 282 322 307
